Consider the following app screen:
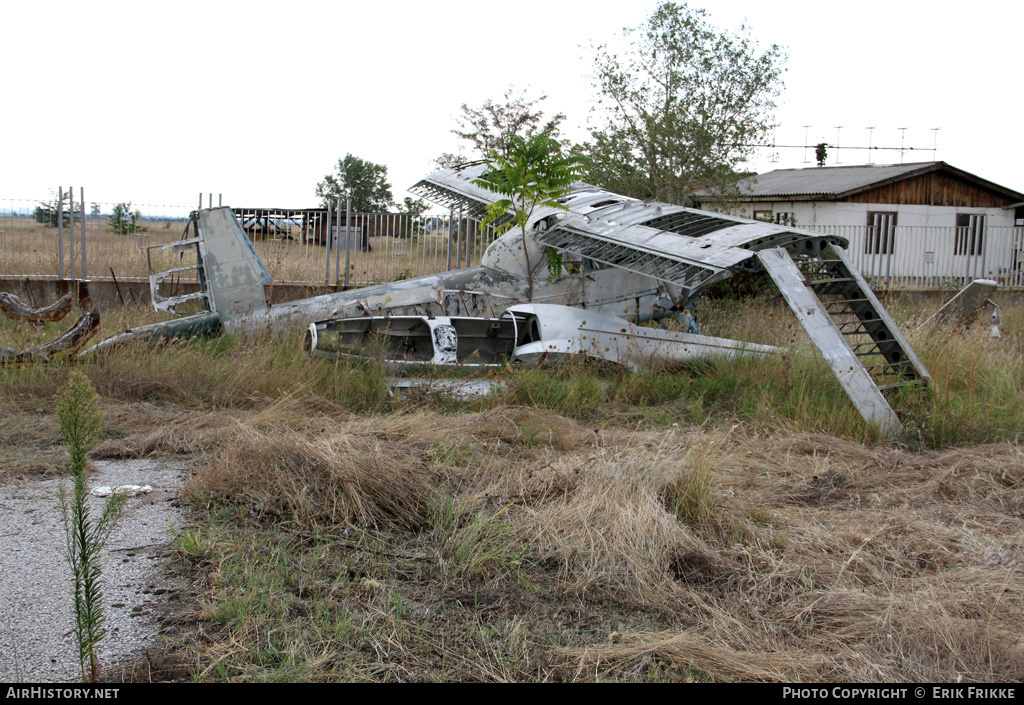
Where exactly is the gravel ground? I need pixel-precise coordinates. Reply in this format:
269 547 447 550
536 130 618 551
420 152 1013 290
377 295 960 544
0 459 187 683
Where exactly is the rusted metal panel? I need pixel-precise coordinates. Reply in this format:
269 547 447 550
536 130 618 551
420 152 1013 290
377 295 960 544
2 311 100 367
0 292 72 323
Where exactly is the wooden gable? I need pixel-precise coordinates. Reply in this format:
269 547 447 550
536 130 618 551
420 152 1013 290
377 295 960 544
843 169 1018 208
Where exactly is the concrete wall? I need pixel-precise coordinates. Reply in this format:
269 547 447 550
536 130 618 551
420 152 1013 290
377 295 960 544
0 278 346 313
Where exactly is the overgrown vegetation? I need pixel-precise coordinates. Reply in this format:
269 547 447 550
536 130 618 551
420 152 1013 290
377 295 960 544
474 131 586 300
3 293 1024 682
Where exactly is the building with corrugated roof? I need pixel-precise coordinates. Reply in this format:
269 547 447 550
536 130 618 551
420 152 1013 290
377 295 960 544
697 162 1024 287
711 161 1024 228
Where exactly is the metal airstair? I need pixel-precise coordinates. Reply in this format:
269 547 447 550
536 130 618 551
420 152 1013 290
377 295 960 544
758 245 931 436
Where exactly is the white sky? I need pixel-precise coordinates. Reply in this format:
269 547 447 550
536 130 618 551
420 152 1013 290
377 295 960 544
3 0 1021 211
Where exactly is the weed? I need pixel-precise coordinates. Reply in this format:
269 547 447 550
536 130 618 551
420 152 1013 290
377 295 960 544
56 372 126 682
440 504 526 583
661 445 719 526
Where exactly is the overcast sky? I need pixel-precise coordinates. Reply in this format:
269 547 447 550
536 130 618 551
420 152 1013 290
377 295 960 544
3 0 1021 211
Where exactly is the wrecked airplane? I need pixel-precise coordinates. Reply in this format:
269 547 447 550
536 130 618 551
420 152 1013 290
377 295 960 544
304 303 781 371
0 291 100 367
0 292 74 323
1 309 100 367
81 162 931 436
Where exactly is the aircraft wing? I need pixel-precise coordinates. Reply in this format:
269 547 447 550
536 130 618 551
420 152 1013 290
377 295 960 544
412 163 848 305
413 164 930 438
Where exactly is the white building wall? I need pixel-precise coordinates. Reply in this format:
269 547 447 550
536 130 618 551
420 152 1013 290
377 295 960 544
731 200 1022 288
739 200 1015 229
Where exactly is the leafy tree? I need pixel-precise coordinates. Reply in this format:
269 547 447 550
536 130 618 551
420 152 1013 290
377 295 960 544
473 132 586 300
580 2 785 206
108 202 146 235
401 196 428 217
450 86 567 162
33 192 81 228
433 151 471 170
815 142 828 167
397 196 429 238
316 154 394 212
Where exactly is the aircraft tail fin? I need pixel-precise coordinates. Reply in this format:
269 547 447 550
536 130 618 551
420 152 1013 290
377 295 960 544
149 207 271 321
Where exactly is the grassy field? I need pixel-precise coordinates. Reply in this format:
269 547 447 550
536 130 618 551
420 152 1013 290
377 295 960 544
2 291 1023 682
0 213 493 286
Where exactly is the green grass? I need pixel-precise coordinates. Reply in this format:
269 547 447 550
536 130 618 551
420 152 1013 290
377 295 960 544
6 294 1023 446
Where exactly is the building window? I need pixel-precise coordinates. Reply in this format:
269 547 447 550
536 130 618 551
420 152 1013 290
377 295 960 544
774 212 796 226
753 210 772 222
955 214 986 256
866 212 897 255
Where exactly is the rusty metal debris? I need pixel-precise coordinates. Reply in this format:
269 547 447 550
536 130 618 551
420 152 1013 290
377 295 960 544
0 292 73 323
0 310 100 367
81 310 222 356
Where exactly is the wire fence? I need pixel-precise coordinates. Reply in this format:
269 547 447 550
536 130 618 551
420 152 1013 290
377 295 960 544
0 196 503 288
3 194 1022 291
0 197 193 283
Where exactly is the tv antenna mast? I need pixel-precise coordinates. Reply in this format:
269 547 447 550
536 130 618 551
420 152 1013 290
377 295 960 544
744 126 940 166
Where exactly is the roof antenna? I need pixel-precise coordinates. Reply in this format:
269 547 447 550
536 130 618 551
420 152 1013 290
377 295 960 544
930 127 941 162
802 126 811 164
866 127 876 165
899 127 908 164
834 126 844 165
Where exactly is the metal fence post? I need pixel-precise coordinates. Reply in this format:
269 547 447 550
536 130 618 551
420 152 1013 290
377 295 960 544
67 187 75 280
447 206 454 271
335 197 342 285
344 197 352 288
80 187 86 280
58 186 65 280
980 224 988 281
325 200 333 284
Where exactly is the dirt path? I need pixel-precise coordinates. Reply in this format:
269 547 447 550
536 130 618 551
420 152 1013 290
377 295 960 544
0 459 187 683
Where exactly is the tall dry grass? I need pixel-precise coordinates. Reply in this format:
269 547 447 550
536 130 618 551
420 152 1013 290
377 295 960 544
169 401 1024 681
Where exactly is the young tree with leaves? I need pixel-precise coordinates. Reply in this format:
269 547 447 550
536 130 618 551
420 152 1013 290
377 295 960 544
581 1 785 206
57 372 126 682
473 132 586 300
316 154 394 212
